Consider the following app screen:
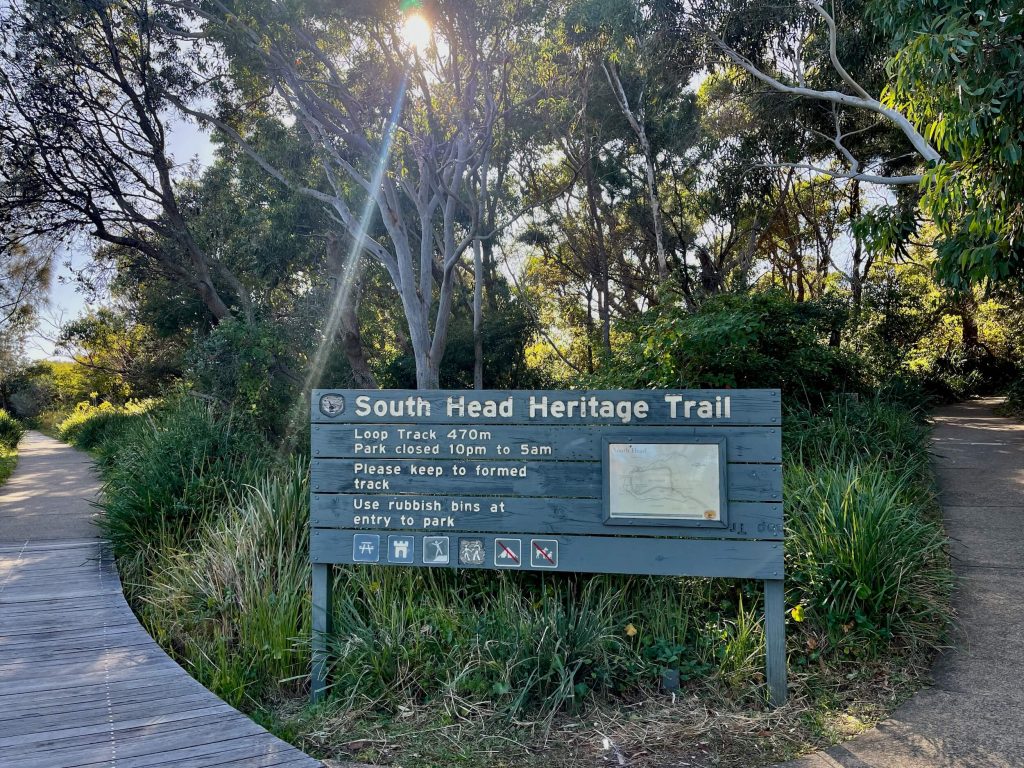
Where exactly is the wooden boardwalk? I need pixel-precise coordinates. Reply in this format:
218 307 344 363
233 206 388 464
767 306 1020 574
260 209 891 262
0 434 322 767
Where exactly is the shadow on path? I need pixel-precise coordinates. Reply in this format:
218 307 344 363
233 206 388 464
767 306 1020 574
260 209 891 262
775 398 1024 768
0 432 323 767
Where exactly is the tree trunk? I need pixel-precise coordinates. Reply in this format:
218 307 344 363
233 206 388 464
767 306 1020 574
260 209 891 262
473 236 484 390
603 61 667 280
960 295 980 348
582 153 611 353
326 234 378 388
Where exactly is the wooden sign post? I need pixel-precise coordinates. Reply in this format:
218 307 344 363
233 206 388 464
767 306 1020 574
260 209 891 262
309 389 786 705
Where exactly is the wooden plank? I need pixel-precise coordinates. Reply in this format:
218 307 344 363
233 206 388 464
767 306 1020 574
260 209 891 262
312 388 781 426
764 578 788 706
4 715 265 767
0 702 234 747
313 423 782 463
313 494 784 540
311 529 784 579
0 536 320 768
312 458 781 501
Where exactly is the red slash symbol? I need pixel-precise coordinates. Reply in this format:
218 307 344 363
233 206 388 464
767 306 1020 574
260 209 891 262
498 541 519 563
532 541 555 564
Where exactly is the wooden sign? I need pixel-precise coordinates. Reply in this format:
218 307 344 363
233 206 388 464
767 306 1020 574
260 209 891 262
309 389 786 705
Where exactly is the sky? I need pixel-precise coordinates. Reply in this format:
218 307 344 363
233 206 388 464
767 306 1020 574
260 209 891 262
26 117 216 360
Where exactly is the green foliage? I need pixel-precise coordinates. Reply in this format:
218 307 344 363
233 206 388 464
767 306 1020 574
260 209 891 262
379 299 548 390
188 318 297 436
137 459 311 708
89 397 273 559
786 463 949 653
595 292 862 406
997 378 1024 420
0 408 24 450
58 400 156 451
784 399 951 655
871 0 1024 286
784 397 931 474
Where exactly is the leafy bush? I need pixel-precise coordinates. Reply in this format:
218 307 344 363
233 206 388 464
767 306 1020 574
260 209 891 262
58 399 158 450
784 397 931 475
593 292 864 407
997 377 1024 419
0 409 24 451
93 397 273 559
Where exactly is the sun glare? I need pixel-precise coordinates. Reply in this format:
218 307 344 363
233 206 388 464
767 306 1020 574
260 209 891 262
400 13 431 54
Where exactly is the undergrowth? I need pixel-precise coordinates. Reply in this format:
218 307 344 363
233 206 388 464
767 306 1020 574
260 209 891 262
68 391 952 767
0 409 24 487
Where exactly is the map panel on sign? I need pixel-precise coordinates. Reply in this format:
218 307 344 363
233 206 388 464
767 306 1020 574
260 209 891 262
607 442 722 521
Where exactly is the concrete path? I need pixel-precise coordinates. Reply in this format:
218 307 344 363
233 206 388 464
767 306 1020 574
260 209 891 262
779 398 1024 768
0 432 322 767
0 430 101 542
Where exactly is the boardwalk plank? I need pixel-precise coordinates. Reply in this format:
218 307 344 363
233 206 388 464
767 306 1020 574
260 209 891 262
0 432 321 768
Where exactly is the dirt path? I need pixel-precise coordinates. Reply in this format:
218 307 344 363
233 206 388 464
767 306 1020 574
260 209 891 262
779 398 1024 767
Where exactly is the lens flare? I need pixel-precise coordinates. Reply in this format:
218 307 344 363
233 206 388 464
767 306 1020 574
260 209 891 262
280 72 410 453
400 13 431 54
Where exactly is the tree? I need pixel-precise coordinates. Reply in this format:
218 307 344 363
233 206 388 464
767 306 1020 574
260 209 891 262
169 0 552 388
0 241 50 333
0 0 246 324
870 0 1024 286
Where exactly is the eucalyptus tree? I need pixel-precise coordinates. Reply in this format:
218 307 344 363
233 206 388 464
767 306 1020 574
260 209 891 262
0 241 50 333
871 0 1024 287
0 0 249 324
167 0 553 389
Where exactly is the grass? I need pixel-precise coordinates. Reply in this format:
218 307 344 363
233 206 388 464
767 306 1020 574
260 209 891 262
0 445 16 487
0 408 24 487
74 394 951 767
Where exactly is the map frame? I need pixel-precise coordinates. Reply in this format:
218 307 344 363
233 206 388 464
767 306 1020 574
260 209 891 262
601 435 729 528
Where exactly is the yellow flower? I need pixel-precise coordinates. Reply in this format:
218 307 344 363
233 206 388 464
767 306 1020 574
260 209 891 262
624 623 637 637
790 604 805 623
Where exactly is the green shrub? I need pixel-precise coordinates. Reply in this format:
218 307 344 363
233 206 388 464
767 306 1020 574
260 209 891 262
997 377 1024 418
95 397 273 559
785 463 950 653
138 458 310 707
784 397 931 475
593 292 864 407
0 409 24 451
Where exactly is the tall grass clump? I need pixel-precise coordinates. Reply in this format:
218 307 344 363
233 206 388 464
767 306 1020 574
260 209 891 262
95 397 272 563
783 398 951 658
784 397 931 475
785 464 950 653
139 458 310 708
0 408 24 450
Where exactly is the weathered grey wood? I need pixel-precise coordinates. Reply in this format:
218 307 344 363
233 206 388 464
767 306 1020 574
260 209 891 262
764 578 788 706
309 387 786 707
311 388 782 425
310 562 333 703
311 529 784 579
313 423 782 463
312 495 783 540
312 458 782 501
0 540 322 767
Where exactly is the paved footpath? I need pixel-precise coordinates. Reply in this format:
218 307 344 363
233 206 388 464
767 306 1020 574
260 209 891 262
0 431 322 767
779 398 1024 768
